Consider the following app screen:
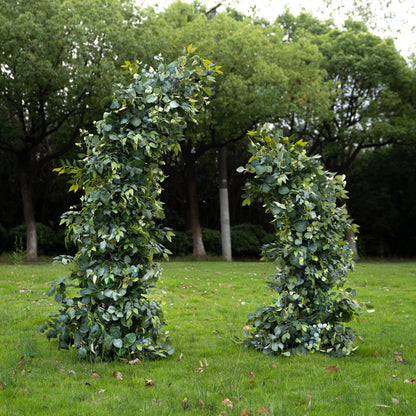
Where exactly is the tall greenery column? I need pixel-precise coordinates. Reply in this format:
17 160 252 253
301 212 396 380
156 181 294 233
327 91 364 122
40 50 220 360
238 128 361 356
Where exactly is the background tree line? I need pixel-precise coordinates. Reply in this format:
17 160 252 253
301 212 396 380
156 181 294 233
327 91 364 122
1 0 415 260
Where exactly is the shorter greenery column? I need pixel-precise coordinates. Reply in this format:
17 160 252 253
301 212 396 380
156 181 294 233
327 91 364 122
237 127 362 356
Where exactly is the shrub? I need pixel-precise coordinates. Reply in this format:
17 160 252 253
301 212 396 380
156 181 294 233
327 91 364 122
231 223 267 241
230 224 262 257
8 223 57 254
0 224 7 254
165 230 193 256
202 228 221 255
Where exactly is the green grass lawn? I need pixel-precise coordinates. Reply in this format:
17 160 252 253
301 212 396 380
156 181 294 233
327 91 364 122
0 259 415 415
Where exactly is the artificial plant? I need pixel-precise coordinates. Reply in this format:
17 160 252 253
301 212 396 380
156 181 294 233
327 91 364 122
238 127 362 356
40 48 220 360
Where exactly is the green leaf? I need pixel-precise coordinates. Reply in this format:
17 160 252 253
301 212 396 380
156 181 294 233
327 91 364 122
113 339 123 349
279 186 290 195
131 117 142 127
46 285 56 297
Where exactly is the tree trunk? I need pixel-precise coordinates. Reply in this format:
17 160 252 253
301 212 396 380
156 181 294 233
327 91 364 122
17 153 37 260
343 201 359 261
186 156 207 259
347 231 360 261
218 147 232 261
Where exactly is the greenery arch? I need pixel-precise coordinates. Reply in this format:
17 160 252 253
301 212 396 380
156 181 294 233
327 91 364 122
40 49 221 360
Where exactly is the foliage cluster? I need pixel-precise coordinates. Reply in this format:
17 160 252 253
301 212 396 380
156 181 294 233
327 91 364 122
39 49 220 360
8 223 57 255
238 128 362 356
165 224 274 258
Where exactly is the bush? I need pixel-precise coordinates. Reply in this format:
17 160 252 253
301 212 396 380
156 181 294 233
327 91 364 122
8 223 57 254
231 223 267 241
0 224 7 254
231 224 267 257
166 230 193 256
202 228 221 255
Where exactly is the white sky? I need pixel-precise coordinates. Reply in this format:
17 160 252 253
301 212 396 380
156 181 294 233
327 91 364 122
138 0 416 59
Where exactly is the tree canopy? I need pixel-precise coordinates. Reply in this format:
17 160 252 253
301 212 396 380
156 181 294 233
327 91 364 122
276 11 416 174
0 0 141 259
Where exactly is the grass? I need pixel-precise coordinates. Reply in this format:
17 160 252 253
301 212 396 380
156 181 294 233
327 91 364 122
0 259 415 415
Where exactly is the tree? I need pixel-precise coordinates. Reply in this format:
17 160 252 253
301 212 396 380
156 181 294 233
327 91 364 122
238 128 361 356
40 50 220 359
0 0 141 259
276 12 416 174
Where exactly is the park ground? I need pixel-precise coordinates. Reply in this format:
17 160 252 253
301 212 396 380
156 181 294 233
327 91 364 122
0 259 415 415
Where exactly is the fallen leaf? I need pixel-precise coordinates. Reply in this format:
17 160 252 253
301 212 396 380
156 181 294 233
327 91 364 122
95 389 106 394
84 382 91 386
182 397 188 410
221 398 233 409
325 365 340 373
177 353 183 362
258 407 271 415
395 354 407 364
247 372 255 379
198 399 205 408
0 382 5 390
90 372 100 378
243 326 251 331
240 409 249 416
67 370 76 375
128 358 141 365
392 374 399 379
306 394 312 408
144 378 155 387
392 398 400 405
374 350 379 357
112 371 123 380
404 379 416 384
